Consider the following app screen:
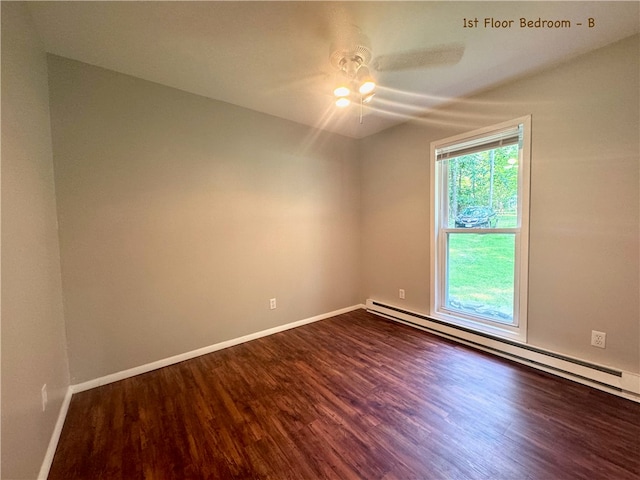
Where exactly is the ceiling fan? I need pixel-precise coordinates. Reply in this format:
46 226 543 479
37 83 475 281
329 26 464 113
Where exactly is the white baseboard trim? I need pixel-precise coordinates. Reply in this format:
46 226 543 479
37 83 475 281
366 299 640 403
38 386 73 480
71 304 365 394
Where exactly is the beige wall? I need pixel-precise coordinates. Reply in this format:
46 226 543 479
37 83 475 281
361 35 640 373
46 56 362 384
1 3 71 479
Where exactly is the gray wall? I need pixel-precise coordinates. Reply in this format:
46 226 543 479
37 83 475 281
1 3 71 479
361 35 640 373
46 56 362 384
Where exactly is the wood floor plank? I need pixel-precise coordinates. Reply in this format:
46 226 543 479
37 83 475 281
48 309 640 479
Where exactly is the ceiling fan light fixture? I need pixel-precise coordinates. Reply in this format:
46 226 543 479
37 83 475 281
358 80 376 95
335 97 351 108
362 92 375 104
355 64 376 95
333 85 351 97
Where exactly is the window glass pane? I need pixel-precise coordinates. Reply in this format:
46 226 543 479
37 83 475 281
444 144 519 228
446 233 515 322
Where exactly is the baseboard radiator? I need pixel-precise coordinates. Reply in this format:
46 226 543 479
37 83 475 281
366 299 640 402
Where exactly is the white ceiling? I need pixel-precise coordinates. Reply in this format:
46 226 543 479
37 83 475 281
28 1 640 139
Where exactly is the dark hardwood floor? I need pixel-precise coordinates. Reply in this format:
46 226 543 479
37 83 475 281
49 309 640 479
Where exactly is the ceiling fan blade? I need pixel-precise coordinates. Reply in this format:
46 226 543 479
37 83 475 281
371 43 465 72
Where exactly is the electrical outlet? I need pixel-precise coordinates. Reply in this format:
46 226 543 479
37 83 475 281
399 289 405 299
41 384 48 412
591 330 606 349
270 298 277 310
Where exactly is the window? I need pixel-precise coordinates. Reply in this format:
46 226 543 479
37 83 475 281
430 116 531 342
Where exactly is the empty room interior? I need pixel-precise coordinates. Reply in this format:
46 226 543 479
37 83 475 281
2 1 640 479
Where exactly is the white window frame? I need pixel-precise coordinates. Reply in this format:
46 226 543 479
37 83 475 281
429 116 531 343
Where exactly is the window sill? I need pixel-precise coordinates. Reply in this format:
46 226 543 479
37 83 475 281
432 308 527 343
